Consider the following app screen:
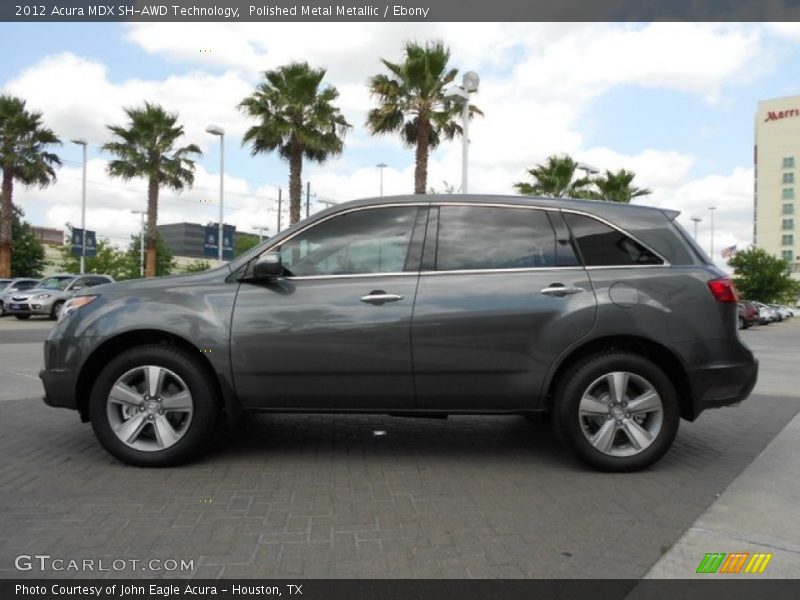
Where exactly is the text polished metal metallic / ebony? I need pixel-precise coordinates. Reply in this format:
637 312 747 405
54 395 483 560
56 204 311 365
39 194 758 472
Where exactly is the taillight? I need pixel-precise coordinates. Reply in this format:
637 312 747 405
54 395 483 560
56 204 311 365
707 277 738 303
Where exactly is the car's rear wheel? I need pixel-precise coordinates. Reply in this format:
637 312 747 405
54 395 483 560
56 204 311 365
89 345 220 466
14 314 30 320
552 352 680 472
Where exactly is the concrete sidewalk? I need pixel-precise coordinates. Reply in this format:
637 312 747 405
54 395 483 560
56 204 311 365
645 409 800 578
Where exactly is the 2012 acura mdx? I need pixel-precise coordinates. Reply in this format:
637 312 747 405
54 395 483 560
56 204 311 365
40 195 758 471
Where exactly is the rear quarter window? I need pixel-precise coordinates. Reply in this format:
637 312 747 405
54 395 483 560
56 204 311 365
564 213 663 267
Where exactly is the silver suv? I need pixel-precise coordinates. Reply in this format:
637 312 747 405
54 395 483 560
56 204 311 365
0 278 40 315
8 274 114 320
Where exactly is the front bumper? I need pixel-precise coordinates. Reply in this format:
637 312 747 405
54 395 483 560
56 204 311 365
39 367 79 411
7 298 54 315
686 358 759 420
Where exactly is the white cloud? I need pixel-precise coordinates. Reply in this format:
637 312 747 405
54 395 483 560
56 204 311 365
1 23 775 258
3 52 253 150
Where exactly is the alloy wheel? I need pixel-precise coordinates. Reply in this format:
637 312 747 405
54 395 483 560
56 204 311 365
106 365 194 452
577 371 664 458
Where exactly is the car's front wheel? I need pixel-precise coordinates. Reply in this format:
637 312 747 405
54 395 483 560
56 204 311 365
89 345 220 466
552 352 680 472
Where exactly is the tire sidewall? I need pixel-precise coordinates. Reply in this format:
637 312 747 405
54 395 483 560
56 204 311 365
554 352 680 472
89 345 219 467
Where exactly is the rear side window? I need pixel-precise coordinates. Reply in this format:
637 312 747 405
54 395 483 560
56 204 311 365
564 213 663 266
435 206 557 270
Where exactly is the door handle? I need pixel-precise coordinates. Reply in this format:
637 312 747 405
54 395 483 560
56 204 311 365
360 291 404 305
540 284 585 297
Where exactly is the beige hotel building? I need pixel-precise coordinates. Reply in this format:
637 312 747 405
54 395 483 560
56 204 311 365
755 95 800 280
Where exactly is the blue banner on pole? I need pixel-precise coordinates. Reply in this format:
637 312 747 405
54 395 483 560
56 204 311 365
71 228 97 258
203 224 235 260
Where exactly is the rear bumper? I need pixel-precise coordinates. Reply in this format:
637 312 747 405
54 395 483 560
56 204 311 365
39 367 79 411
685 358 759 420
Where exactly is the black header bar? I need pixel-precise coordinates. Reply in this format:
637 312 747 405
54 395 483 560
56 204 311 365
3 0 800 22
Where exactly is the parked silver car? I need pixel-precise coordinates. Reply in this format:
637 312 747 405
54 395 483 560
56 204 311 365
7 274 114 320
0 278 41 315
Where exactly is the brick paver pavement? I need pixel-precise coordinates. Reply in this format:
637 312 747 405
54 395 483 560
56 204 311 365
1 394 797 579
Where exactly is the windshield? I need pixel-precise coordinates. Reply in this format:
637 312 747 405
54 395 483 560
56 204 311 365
37 277 73 291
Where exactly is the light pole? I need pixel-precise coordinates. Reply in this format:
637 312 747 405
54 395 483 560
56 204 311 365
376 163 387 196
130 210 145 277
445 71 480 194
71 139 87 274
252 226 269 242
690 216 702 240
205 125 225 262
708 206 717 260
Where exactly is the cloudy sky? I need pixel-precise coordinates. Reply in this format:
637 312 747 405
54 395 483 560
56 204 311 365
2 22 800 264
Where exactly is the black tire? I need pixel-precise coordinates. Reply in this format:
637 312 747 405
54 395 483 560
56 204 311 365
552 352 680 472
50 301 64 320
14 314 31 320
89 344 220 467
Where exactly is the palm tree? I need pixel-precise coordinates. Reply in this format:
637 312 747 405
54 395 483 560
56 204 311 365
103 102 201 277
239 62 351 225
367 41 482 194
0 95 61 277
592 168 651 203
513 155 593 198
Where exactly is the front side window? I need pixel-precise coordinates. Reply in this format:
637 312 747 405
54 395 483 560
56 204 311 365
38 277 72 291
434 205 561 271
277 206 418 277
564 213 663 266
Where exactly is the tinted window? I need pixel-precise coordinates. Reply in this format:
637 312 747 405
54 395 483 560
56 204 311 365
435 206 557 270
39 277 73 290
86 277 111 287
279 206 418 276
564 213 663 266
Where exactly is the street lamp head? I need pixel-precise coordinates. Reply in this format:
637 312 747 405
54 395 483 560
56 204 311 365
71 139 87 146
205 125 225 136
576 162 600 175
462 71 480 93
376 163 388 169
444 85 469 101
708 206 717 211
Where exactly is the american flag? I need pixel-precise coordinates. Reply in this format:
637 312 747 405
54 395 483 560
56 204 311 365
721 245 737 259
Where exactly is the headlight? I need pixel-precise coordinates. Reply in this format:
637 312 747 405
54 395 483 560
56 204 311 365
59 295 98 321
32 293 51 300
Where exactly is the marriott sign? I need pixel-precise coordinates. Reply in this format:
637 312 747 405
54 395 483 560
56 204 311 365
764 108 800 122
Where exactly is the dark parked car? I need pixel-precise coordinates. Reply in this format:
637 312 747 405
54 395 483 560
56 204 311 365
737 301 759 329
40 195 758 472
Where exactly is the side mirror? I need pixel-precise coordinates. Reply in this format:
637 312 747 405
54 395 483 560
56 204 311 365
253 252 284 279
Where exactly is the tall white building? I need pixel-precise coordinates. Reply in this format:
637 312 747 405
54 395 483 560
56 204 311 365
755 95 800 280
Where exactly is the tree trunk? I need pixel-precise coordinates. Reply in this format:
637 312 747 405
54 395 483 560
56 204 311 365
414 119 431 194
0 168 14 277
145 175 158 278
288 144 303 225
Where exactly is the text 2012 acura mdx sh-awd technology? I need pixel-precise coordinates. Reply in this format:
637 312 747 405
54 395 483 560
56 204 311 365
40 195 758 471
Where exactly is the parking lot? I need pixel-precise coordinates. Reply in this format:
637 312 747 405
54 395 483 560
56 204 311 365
1 316 799 579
